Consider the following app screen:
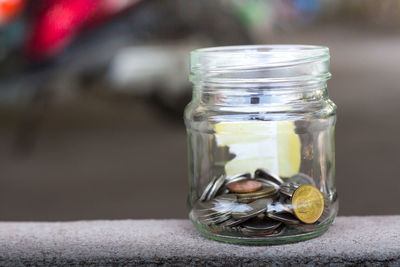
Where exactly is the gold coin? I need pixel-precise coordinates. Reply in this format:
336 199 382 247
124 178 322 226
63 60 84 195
292 185 324 224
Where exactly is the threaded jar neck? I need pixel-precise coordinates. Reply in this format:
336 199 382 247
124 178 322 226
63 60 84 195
189 45 331 88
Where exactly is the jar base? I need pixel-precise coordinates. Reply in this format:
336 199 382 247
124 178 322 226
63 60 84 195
190 212 336 246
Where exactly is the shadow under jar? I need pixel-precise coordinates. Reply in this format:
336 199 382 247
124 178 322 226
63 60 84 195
184 45 337 245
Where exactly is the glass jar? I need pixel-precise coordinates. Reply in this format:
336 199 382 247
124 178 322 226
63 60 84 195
184 45 337 245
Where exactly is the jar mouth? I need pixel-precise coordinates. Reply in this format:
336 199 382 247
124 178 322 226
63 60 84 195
190 45 331 85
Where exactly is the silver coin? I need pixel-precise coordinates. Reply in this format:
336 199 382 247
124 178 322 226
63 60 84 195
199 176 218 202
194 210 227 223
201 213 231 225
242 218 282 232
225 172 252 185
287 173 315 186
280 187 295 198
240 228 274 236
241 222 282 236
242 224 286 237
211 199 253 214
216 188 230 196
236 192 278 204
218 217 249 227
277 194 290 204
254 168 284 185
267 212 300 225
279 183 298 197
232 198 272 220
255 178 280 190
207 175 226 201
280 183 298 190
212 214 232 225
197 209 227 219
193 200 218 213
267 202 293 214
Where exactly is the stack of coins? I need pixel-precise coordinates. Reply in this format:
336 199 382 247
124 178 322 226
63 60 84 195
193 169 325 237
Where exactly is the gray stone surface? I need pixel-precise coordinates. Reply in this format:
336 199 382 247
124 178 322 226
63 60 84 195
0 216 399 266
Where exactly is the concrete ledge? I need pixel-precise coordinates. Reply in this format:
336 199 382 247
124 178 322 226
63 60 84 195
0 216 399 266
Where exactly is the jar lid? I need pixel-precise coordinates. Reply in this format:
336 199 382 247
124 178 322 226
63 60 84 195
190 45 331 85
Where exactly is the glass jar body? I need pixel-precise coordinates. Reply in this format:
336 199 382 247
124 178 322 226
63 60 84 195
185 45 337 245
185 83 338 244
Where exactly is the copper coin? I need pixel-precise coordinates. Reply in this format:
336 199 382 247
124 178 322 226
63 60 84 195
227 179 263 193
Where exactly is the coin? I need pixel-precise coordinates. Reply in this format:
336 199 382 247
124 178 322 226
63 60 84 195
267 212 300 225
225 172 252 184
194 205 228 221
254 168 284 185
218 217 249 227
197 170 326 235
236 195 276 204
197 210 226 219
216 172 251 196
211 199 253 214
236 188 278 204
241 228 276 236
281 183 297 190
241 224 285 237
292 185 324 224
279 183 297 197
193 199 218 212
200 209 226 217
207 175 226 201
287 173 316 186
200 176 218 202
242 217 282 232
235 185 277 198
231 198 272 220
227 179 263 193
267 202 293 214
255 178 280 190
201 213 231 225
280 190 293 198
214 194 237 202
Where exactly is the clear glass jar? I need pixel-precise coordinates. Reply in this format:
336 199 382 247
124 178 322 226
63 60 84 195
184 45 337 245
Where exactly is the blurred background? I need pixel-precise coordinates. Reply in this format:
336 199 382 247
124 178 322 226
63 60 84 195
0 0 399 221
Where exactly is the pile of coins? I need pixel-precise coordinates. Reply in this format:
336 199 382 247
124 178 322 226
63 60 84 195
193 168 325 237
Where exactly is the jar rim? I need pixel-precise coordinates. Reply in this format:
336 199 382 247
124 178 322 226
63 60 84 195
191 44 328 56
190 45 331 85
